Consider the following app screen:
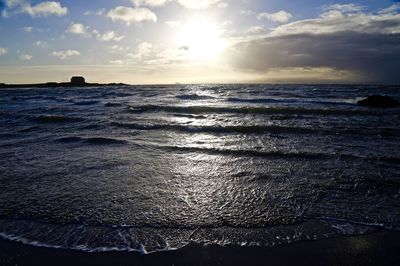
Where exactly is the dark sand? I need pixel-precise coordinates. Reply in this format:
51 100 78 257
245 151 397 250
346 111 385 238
1 230 400 265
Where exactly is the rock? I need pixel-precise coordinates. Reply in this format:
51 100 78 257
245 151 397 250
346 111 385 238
70 76 86 85
357 95 400 108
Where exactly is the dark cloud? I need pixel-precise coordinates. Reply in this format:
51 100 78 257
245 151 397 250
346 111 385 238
226 3 400 83
226 32 400 83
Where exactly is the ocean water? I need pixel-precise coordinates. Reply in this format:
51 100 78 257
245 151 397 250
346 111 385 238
0 84 399 253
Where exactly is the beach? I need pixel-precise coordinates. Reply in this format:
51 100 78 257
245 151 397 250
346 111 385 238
1 230 400 266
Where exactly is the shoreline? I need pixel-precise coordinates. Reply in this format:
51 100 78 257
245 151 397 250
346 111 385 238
1 230 400 265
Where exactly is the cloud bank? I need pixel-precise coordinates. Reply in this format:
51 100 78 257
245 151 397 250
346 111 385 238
227 4 400 83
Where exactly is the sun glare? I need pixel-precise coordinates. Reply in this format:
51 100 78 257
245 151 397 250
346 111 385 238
177 18 226 61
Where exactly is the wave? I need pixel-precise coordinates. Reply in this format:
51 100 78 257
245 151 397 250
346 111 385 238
56 136 127 145
111 122 400 138
226 97 352 106
176 94 215 100
32 115 84 123
127 105 375 116
160 145 389 162
104 102 123 107
85 137 127 145
111 122 318 135
163 146 335 160
0 218 392 254
73 100 100 106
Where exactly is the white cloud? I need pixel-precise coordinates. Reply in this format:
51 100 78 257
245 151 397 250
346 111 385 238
66 22 91 37
165 20 181 28
241 10 255 16
379 4 400 14
94 30 125 42
176 0 225 9
34 40 48 48
23 26 33 32
127 42 153 59
26 1 67 17
110 45 128 52
110 42 154 65
322 4 365 13
247 26 265 34
257 11 293 23
107 6 157 25
0 48 8 56
84 8 106 16
19 53 33 60
22 26 47 32
66 23 125 42
217 2 228 8
131 0 226 9
132 0 169 7
4 1 68 17
50 50 80 60
109 60 125 65
96 8 106 16
136 42 153 57
271 6 400 36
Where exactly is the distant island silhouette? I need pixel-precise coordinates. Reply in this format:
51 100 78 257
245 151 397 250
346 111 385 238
0 76 128 88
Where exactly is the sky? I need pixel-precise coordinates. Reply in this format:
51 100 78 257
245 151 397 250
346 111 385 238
0 0 400 84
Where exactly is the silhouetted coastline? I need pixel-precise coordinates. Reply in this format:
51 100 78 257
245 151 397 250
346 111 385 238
0 76 128 88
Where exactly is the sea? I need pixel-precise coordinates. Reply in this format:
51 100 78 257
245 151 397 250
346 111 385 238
0 84 399 254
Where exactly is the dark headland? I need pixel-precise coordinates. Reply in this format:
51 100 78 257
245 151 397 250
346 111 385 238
0 76 128 88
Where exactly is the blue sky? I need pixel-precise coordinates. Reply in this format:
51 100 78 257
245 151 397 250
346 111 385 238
0 0 400 84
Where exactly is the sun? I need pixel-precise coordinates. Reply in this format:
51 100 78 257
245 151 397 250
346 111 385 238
177 18 226 61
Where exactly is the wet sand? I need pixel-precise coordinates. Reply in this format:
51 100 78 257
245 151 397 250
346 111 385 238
1 230 400 266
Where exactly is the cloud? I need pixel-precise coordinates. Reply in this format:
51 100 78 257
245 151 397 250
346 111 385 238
165 20 181 28
247 26 265 34
176 0 225 9
66 23 125 42
257 11 293 23
110 42 154 65
66 22 90 37
0 47 7 56
94 30 125 42
136 41 153 57
50 50 80 60
126 41 153 60
271 6 400 36
109 60 125 65
379 3 400 14
131 0 226 9
22 26 33 32
132 0 169 7
34 40 48 48
110 45 128 52
19 53 33 60
322 3 365 13
107 6 157 25
22 26 47 32
83 8 105 16
226 5 400 83
3 0 68 17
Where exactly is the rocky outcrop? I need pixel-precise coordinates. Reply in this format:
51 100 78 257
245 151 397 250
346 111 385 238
357 95 400 108
70 76 86 85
